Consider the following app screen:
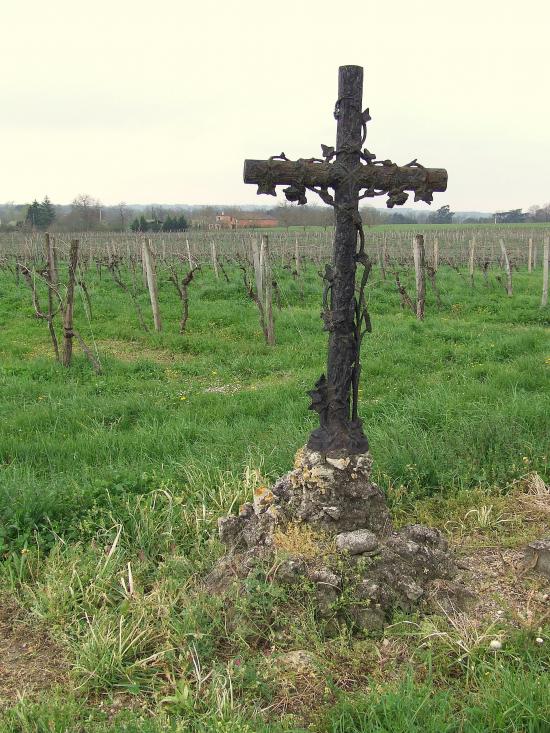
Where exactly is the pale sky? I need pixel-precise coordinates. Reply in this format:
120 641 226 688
2 0 549 212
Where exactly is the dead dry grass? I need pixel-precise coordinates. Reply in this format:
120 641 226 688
0 596 67 708
456 547 549 629
204 383 242 395
83 339 179 365
26 338 181 365
513 470 550 518
428 471 549 632
273 522 333 560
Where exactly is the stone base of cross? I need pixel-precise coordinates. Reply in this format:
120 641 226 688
214 442 470 633
243 65 447 455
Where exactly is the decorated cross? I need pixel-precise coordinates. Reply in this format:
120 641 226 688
243 65 447 455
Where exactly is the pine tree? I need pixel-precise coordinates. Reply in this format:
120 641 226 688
176 214 188 231
25 200 41 227
25 197 56 228
40 196 56 227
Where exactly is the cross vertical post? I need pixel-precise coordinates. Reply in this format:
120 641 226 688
310 65 368 454
243 65 447 456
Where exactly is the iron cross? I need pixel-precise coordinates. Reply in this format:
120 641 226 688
243 65 447 455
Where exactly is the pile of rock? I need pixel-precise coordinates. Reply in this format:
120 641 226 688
213 447 471 631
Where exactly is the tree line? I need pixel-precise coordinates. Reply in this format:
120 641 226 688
2 195 549 233
1 196 188 233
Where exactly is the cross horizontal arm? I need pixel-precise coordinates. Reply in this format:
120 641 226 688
243 159 447 199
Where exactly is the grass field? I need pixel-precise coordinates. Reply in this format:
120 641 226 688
0 260 549 731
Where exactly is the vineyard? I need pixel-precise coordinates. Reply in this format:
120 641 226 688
0 223 549 730
2 223 550 269
1 224 548 369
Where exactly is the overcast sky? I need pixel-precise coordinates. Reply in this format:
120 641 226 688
2 0 549 212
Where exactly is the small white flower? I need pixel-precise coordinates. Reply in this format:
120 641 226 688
535 638 544 645
489 639 502 650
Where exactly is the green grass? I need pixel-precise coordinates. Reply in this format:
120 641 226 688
0 259 549 730
1 262 548 550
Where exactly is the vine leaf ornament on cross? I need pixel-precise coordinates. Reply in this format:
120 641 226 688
243 65 447 455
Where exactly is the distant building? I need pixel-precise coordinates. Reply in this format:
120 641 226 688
236 216 278 229
215 212 236 228
215 212 278 229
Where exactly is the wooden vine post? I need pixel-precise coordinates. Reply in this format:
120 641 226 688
528 237 533 273
262 235 275 346
62 239 79 367
379 241 387 280
211 241 219 279
141 241 148 288
143 238 162 331
499 239 513 297
251 238 264 303
243 65 447 453
294 237 301 277
413 234 426 320
468 236 476 287
249 234 275 345
186 238 193 269
542 237 549 307
45 232 60 361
